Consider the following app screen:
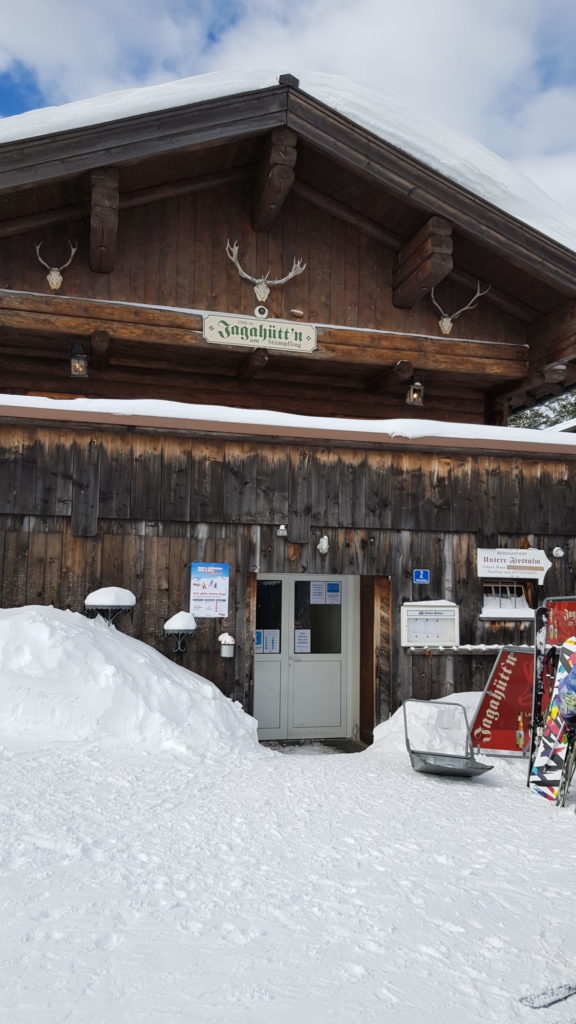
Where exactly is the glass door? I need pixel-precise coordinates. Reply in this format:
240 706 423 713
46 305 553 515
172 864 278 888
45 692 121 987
254 575 348 740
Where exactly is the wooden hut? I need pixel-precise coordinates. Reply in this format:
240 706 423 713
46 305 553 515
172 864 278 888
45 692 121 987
1 70 576 743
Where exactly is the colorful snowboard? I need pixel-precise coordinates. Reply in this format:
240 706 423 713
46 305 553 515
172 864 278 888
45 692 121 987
527 606 548 776
529 636 576 802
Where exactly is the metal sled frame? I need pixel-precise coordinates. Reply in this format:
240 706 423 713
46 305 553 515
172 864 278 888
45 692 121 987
403 700 493 778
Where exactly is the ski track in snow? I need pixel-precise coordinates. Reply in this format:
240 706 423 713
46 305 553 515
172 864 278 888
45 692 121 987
1 741 575 1024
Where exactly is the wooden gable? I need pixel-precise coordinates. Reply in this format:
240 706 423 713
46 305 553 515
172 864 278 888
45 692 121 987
0 74 575 423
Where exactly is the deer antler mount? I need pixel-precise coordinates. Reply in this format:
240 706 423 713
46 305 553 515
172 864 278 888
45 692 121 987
430 281 491 335
36 240 78 291
226 239 306 318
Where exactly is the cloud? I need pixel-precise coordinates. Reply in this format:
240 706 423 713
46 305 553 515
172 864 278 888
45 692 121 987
0 0 576 212
512 152 576 219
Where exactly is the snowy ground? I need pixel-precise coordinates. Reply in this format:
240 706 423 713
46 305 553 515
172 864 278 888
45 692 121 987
1 608 576 1024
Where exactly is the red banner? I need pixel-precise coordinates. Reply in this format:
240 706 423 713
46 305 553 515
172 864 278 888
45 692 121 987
470 648 534 752
546 598 576 647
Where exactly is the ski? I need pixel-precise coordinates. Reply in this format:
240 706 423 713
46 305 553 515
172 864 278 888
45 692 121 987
519 982 576 1009
529 636 576 802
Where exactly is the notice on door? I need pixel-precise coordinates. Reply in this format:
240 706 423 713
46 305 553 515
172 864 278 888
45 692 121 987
263 629 280 653
310 581 341 605
294 629 311 653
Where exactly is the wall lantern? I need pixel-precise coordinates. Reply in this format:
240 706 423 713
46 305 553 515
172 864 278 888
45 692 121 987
163 610 197 660
406 379 424 406
70 343 89 378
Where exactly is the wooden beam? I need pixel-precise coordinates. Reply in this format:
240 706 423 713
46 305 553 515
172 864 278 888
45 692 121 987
366 359 413 394
292 180 404 249
393 217 453 308
497 359 576 411
89 329 111 370
287 91 576 295
0 168 255 239
528 300 576 369
0 290 528 380
90 168 119 274
292 181 536 322
251 127 297 232
0 88 288 193
237 348 269 382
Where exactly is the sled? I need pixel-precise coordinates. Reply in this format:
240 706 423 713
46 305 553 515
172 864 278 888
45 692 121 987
403 699 493 778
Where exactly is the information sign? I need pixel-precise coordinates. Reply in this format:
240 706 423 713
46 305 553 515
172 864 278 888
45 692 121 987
190 562 230 618
412 569 430 584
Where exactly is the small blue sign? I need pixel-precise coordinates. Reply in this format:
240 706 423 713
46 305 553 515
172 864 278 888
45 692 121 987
412 569 430 584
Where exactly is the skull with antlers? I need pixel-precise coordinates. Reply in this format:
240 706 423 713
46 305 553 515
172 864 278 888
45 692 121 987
35 240 78 291
226 239 306 317
430 280 491 335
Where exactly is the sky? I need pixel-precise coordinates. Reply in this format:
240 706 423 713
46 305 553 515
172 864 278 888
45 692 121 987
0 1 576 213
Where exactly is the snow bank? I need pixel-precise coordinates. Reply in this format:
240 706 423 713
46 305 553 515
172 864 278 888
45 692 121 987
0 605 259 754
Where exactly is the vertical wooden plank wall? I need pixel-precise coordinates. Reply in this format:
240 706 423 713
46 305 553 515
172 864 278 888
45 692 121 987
1 421 576 720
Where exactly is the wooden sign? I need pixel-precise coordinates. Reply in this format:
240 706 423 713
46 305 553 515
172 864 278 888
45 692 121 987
203 314 317 353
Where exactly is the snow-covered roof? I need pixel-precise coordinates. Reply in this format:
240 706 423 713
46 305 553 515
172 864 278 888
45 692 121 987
1 68 576 254
2 394 576 457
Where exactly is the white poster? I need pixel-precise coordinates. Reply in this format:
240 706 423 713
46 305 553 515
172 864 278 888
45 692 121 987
310 582 326 604
294 629 311 654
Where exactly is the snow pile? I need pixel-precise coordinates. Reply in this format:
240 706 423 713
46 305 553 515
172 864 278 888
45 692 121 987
0 605 259 754
84 586 136 608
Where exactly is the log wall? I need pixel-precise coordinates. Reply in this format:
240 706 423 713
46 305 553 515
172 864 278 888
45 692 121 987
1 417 575 718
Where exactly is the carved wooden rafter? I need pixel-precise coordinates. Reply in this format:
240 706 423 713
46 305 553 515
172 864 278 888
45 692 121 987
89 329 111 371
251 127 297 233
237 348 269 382
366 359 414 394
497 359 576 412
90 167 119 274
392 216 454 309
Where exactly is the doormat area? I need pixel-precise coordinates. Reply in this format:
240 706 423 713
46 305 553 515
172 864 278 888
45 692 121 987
262 739 365 755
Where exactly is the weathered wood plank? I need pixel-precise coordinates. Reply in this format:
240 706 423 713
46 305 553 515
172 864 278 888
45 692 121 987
99 441 132 519
2 526 29 607
287 449 312 543
160 446 191 522
71 437 101 537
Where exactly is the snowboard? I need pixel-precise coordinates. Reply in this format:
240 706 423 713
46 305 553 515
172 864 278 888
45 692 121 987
527 605 548 778
528 636 576 802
